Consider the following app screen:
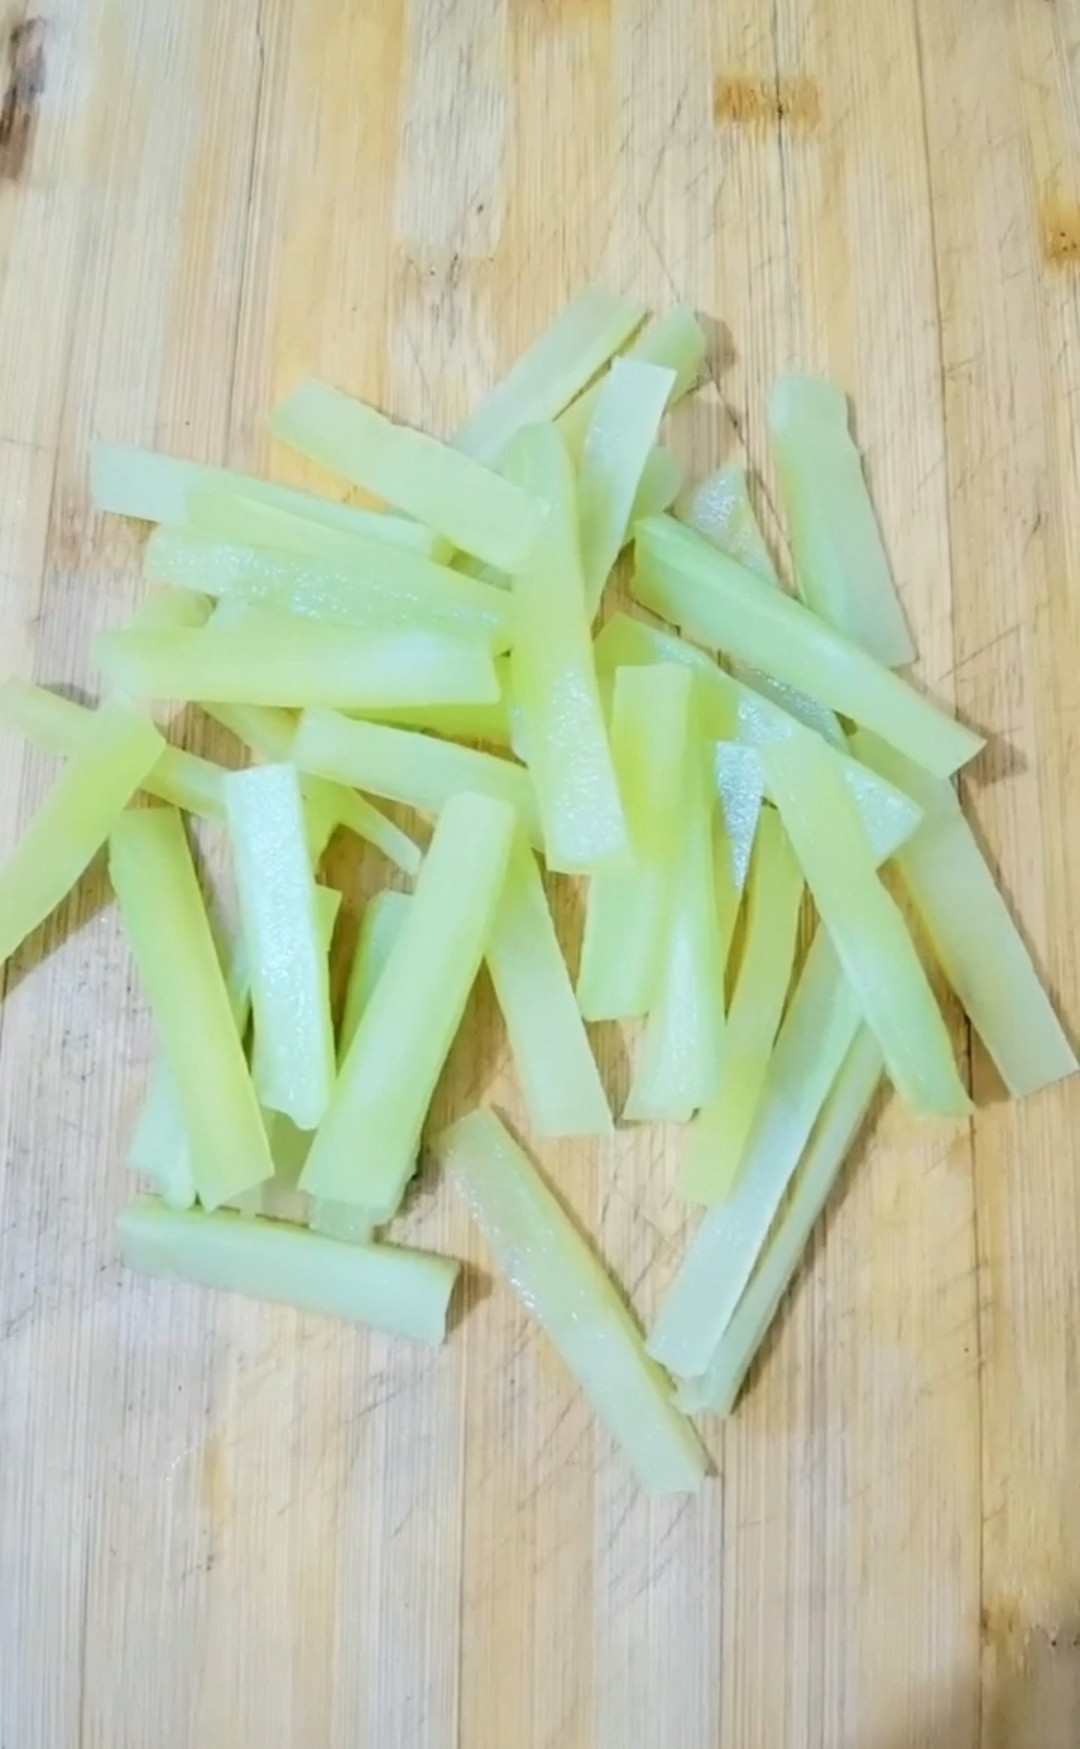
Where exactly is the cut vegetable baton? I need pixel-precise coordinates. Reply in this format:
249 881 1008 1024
436 1109 708 1495
300 791 516 1220
577 358 676 615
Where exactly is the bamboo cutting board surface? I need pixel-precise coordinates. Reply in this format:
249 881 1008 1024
1 1 1080 1744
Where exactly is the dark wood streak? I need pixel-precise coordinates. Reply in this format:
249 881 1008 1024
0 16 46 184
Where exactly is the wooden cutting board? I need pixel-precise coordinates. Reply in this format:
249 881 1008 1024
1 0 1079 1744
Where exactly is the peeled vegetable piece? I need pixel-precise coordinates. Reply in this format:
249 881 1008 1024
486 837 613 1138
437 1109 708 1495
271 382 543 573
110 807 274 1210
558 304 707 458
713 742 765 895
184 482 451 564
768 375 915 667
577 359 676 615
293 709 542 847
761 734 971 1118
0 678 223 820
624 728 726 1123
299 791 516 1220
851 731 1078 1097
453 285 646 465
647 931 862 1379
502 423 628 875
633 515 983 778
593 614 921 864
0 698 164 967
677 1026 884 1415
631 447 684 520
145 528 512 649
224 763 335 1130
678 808 804 1203
577 663 692 1022
90 442 443 557
93 620 500 712
118 1197 458 1346
339 889 412 1061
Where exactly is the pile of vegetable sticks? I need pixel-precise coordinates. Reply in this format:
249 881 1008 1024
0 287 1074 1498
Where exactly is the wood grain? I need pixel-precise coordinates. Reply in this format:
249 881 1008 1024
1 1 1078 1744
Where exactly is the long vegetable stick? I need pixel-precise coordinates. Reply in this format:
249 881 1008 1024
630 446 684 520
299 791 516 1218
633 515 983 777
486 838 613 1137
647 930 862 1378
118 1197 458 1346
184 482 451 564
453 286 646 465
271 382 544 572
713 742 765 894
761 734 971 1117
110 807 274 1210
851 730 1078 1097
558 305 707 458
339 889 412 1061
677 1027 884 1415
578 359 676 615
436 1110 708 1495
502 422 628 874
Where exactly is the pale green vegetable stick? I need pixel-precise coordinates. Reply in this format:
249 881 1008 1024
761 734 970 1117
677 1027 884 1415
851 730 1078 1096
577 664 692 1022
624 735 725 1123
678 809 805 1203
768 375 916 667
630 446 684 521
437 1110 708 1496
184 482 452 564
355 678 513 750
0 678 224 820
680 462 846 747
578 359 677 615
271 382 543 573
224 763 336 1130
93 620 500 712
145 527 512 650
486 838 613 1137
633 515 983 777
300 791 516 1218
558 305 707 458
110 807 274 1210
647 930 862 1378
593 614 921 863
0 698 164 967
502 423 628 874
453 285 646 465
293 709 542 849
713 742 765 895
91 442 444 558
339 889 412 1061
117 1197 458 1346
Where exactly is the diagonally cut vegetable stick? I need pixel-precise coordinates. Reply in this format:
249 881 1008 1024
436 1110 708 1495
270 382 544 572
558 305 707 458
93 620 501 712
91 442 445 557
679 462 846 747
0 678 224 820
678 809 805 1203
577 664 692 1022
633 515 983 777
144 527 513 650
117 1197 458 1346
578 359 677 615
850 730 1078 1096
677 1026 884 1415
0 698 165 967
293 709 541 847
339 889 412 1062
224 764 336 1130
109 807 274 1210
761 734 971 1117
647 930 863 1377
624 733 726 1123
593 614 922 863
502 423 628 874
486 837 613 1138
184 483 452 565
300 792 516 1218
630 446 684 521
453 285 647 465
768 375 916 667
